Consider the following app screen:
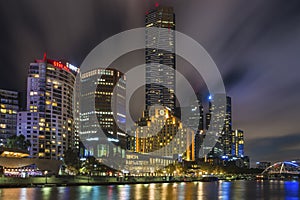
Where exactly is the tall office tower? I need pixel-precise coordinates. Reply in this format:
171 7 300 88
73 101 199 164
231 129 244 157
221 96 232 156
145 6 176 113
181 94 204 131
205 95 232 157
80 68 126 158
0 89 19 146
17 56 79 160
205 95 229 159
132 6 196 163
190 95 204 159
179 94 204 160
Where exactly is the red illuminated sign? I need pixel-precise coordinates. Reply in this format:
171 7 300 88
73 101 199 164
46 59 78 73
53 61 70 72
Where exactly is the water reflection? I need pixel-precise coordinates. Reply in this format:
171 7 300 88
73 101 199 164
148 183 156 200
218 181 231 200
0 181 299 200
284 181 299 200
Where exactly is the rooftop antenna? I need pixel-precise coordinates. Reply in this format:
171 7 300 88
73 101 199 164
43 52 47 61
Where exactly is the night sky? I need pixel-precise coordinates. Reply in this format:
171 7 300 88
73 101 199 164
1 0 300 164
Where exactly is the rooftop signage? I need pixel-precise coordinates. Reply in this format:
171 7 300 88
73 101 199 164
47 59 79 73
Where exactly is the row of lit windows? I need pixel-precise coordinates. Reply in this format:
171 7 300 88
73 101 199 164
0 109 16 114
95 91 113 95
98 82 113 86
81 69 114 79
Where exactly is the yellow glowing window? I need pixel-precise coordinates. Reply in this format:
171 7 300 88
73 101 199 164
38 153 45 157
146 23 153 27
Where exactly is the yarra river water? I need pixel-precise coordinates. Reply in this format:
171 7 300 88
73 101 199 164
0 180 298 200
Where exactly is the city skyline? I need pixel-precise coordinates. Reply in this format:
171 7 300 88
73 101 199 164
0 1 300 163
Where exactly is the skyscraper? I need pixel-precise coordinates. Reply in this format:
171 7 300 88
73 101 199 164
129 6 194 162
145 6 176 113
205 95 231 162
17 56 79 160
179 94 204 160
0 89 19 146
231 129 244 157
80 68 126 158
205 95 230 160
221 96 232 156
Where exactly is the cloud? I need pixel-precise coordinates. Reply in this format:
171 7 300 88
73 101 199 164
0 0 300 164
246 132 300 163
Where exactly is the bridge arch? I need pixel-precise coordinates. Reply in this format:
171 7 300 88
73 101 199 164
262 161 300 175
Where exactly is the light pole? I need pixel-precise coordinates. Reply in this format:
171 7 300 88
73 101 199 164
45 171 48 184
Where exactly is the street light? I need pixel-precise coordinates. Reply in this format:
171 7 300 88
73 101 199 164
45 171 48 184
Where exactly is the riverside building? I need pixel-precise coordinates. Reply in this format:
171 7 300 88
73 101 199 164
17 55 79 160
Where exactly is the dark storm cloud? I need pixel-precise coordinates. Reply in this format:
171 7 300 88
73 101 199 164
222 65 249 91
0 0 300 163
0 0 149 90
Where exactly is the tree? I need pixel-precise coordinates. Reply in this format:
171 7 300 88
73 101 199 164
6 134 31 151
64 149 80 175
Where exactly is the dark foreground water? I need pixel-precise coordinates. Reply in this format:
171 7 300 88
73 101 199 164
0 180 299 200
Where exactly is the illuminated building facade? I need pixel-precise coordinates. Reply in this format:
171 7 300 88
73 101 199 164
134 107 192 160
17 56 79 160
125 152 174 175
145 6 176 113
205 96 232 158
220 96 232 156
231 129 244 157
181 95 204 160
205 95 225 159
0 89 19 146
80 68 126 159
204 95 249 166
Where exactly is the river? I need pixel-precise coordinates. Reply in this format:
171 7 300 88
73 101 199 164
0 180 299 199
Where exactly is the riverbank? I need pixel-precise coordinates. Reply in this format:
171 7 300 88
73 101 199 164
0 175 220 188
0 180 299 200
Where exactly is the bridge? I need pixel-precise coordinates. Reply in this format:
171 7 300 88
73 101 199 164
261 161 300 177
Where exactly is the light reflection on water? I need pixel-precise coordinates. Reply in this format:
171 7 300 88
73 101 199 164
0 181 299 200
